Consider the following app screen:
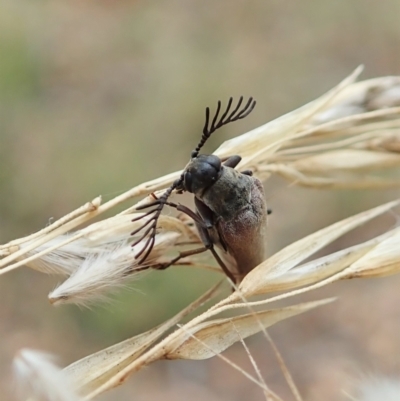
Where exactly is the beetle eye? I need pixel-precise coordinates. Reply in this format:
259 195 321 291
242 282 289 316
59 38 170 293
184 171 193 193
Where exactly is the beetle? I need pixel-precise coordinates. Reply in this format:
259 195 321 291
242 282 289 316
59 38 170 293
131 97 268 285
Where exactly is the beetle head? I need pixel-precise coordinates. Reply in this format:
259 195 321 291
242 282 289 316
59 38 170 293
179 154 222 195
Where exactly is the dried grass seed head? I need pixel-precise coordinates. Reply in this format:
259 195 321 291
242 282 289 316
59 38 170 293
48 231 182 306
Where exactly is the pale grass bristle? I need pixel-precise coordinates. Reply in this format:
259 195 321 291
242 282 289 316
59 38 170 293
349 376 400 401
48 242 134 306
3 67 400 400
23 236 91 275
48 232 183 306
13 349 82 401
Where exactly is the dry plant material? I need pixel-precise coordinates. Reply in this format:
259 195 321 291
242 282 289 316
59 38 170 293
64 282 221 396
163 299 334 360
13 349 82 401
4 67 400 400
349 376 400 401
233 199 400 299
80 298 333 399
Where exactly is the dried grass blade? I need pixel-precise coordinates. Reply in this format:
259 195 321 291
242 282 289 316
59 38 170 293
65 281 221 396
0 197 101 252
0 171 183 271
308 75 400 126
237 199 400 298
342 226 400 279
218 225 400 312
256 231 391 294
264 331 303 401
234 329 283 401
164 298 334 360
262 162 400 189
214 66 363 163
291 149 400 173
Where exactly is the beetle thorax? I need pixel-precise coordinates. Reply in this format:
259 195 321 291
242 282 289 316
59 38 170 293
199 166 252 221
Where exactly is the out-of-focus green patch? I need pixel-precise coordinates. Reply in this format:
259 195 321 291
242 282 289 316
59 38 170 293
0 37 41 100
0 4 41 101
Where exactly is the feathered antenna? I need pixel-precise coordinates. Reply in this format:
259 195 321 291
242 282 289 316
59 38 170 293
131 178 182 264
131 97 256 265
191 96 256 158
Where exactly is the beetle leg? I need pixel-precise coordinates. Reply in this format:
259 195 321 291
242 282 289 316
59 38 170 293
147 200 206 228
162 198 235 282
222 155 242 168
132 197 236 283
194 197 214 228
151 246 208 270
195 221 236 284
209 247 236 284
167 202 205 225
195 197 228 251
129 246 207 273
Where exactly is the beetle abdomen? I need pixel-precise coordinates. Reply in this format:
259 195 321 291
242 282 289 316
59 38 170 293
214 177 268 283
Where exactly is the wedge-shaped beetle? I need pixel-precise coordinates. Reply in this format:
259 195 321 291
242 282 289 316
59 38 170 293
131 97 268 284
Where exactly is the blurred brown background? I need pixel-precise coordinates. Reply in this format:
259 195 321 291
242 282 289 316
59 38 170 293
1 1 400 400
